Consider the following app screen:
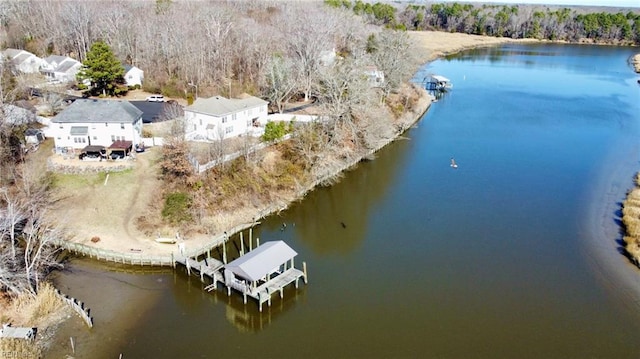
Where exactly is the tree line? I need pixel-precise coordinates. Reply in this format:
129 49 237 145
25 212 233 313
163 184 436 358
1 1 410 103
326 0 640 45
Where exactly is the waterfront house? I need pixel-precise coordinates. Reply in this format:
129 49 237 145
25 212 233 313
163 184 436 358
1 48 43 74
184 94 268 140
123 64 144 87
50 99 143 151
40 55 82 83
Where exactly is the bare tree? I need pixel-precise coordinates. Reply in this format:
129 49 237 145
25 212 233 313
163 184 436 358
263 55 299 114
370 30 413 98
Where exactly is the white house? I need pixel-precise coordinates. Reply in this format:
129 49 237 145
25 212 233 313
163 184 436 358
40 55 82 83
50 99 143 150
184 94 268 140
1 48 44 74
123 65 144 87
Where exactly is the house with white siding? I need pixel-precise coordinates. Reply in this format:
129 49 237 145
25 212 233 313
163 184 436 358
50 99 143 151
1 48 44 74
184 94 268 140
40 55 82 83
123 65 144 87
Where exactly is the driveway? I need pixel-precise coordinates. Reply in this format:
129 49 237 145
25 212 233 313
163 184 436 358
130 101 168 123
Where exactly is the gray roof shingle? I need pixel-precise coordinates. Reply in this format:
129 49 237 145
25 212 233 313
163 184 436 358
52 99 142 124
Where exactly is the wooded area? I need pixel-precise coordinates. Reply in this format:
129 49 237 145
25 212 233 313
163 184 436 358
327 0 640 45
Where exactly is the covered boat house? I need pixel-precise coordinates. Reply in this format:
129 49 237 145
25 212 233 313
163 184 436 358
223 240 307 311
425 75 453 91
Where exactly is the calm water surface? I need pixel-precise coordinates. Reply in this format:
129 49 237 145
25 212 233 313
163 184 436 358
51 44 640 358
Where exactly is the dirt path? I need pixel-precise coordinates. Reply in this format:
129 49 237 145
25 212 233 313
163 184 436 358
122 151 154 240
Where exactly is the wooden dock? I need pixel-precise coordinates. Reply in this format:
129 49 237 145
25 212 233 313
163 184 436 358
173 232 308 311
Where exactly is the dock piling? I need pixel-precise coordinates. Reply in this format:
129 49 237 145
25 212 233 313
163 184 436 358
303 261 308 284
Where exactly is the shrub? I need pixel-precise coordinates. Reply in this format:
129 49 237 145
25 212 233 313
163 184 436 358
161 192 192 224
262 121 287 142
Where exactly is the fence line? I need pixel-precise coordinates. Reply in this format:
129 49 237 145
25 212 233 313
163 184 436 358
55 289 93 328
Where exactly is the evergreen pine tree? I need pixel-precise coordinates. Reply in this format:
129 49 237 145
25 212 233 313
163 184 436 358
77 41 126 96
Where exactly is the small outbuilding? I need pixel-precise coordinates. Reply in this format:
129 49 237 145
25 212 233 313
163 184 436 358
24 128 45 145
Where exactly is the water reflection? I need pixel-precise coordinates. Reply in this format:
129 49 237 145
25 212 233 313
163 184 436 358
259 139 414 255
221 286 305 333
171 259 306 333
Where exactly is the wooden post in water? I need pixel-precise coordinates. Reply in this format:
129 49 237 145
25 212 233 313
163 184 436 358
223 240 227 264
303 261 308 284
249 232 252 252
249 227 253 248
240 232 244 256
171 252 175 268
200 264 204 282
256 237 260 247
186 258 191 276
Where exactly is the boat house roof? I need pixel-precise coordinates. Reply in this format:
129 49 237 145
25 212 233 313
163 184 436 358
430 75 451 83
225 241 297 282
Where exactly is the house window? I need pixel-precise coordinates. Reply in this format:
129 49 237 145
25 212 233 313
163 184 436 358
222 116 227 123
199 119 202 126
225 126 233 134
120 123 125 129
111 135 115 141
105 123 108 127
59 124 63 129
232 114 237 121
93 136 97 140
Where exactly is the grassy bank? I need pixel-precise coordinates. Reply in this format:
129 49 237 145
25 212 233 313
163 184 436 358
622 173 640 266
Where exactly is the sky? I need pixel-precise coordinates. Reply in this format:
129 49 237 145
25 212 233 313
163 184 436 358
439 0 640 8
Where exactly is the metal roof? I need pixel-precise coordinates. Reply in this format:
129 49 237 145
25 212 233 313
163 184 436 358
109 140 132 150
225 241 297 282
186 95 267 117
52 99 142 124
431 75 451 83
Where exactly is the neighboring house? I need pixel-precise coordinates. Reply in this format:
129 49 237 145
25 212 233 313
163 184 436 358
364 65 385 88
123 64 144 87
1 48 43 74
50 99 143 150
184 94 268 140
40 55 82 83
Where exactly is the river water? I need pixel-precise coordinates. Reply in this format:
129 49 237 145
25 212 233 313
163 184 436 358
50 44 640 358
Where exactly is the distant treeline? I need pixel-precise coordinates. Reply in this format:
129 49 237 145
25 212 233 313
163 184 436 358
325 0 640 45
